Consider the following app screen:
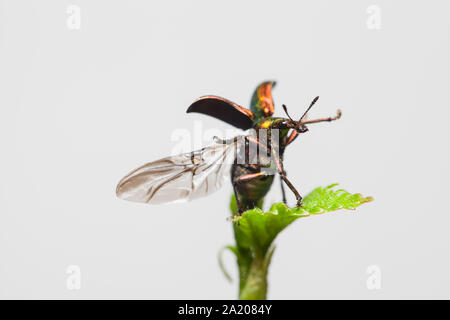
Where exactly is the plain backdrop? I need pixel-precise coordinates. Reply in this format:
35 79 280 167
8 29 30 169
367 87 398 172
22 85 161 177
1 0 450 299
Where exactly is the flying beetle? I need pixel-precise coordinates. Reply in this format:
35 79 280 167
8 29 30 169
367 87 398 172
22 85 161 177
116 81 341 214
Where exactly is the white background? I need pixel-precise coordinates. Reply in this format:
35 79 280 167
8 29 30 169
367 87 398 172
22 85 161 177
1 0 449 299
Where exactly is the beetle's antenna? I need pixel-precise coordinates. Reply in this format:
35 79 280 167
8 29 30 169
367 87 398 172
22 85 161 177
294 96 319 131
282 104 294 121
299 96 319 123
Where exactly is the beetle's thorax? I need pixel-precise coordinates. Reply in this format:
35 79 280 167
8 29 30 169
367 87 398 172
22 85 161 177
251 117 293 152
253 117 293 136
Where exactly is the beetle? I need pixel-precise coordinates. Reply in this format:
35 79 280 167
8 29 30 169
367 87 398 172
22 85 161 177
116 81 341 214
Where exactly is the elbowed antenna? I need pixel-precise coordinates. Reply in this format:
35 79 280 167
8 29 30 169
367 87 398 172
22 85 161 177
284 97 341 129
282 104 294 121
282 96 320 126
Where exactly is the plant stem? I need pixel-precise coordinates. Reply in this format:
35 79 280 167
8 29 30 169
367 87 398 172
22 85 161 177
238 246 275 300
239 253 267 299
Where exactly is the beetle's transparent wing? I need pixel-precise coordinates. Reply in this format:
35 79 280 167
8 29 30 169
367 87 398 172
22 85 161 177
116 137 244 205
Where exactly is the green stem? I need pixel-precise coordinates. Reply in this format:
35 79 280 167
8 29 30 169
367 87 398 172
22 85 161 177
239 254 267 299
238 246 275 300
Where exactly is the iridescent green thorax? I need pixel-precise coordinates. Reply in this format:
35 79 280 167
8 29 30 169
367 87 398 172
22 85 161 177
250 81 276 122
253 117 290 140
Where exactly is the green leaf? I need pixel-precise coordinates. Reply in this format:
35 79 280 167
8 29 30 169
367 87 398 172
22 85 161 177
293 183 374 215
233 184 372 255
223 183 373 299
218 245 236 283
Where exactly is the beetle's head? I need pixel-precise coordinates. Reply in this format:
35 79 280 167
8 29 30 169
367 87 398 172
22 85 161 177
281 118 309 133
276 96 342 134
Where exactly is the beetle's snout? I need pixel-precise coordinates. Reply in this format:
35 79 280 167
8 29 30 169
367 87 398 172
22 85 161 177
296 124 308 133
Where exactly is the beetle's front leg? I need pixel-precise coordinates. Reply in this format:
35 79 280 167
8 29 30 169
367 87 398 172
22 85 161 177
285 130 299 146
271 148 303 207
280 174 287 204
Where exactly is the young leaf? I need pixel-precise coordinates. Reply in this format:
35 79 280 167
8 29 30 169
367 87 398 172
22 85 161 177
221 183 373 300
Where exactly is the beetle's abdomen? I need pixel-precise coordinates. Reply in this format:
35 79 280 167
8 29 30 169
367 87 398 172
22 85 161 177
231 163 274 210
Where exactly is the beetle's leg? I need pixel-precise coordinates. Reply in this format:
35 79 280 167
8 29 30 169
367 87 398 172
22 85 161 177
286 130 299 146
280 174 302 206
284 110 341 147
232 182 243 216
280 174 287 204
234 172 266 184
271 148 303 206
246 135 271 154
301 109 342 125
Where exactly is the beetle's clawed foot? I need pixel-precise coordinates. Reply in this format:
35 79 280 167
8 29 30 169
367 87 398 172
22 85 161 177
227 214 241 225
296 199 303 208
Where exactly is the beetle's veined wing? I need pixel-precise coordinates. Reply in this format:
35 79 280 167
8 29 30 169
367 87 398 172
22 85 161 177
187 96 254 130
250 81 276 121
116 137 243 205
